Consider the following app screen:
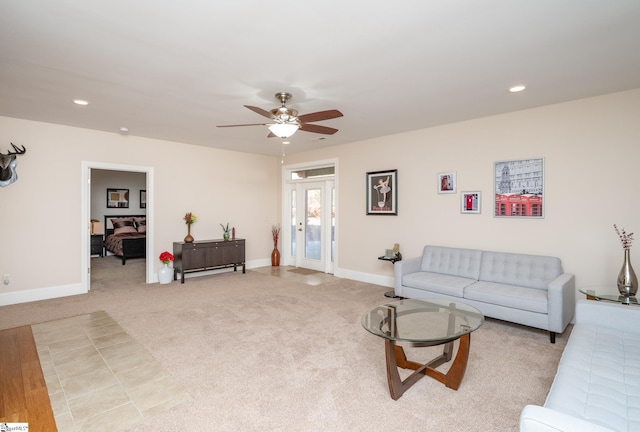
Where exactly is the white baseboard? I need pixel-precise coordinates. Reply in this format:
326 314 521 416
334 267 394 288
0 283 86 306
0 261 389 306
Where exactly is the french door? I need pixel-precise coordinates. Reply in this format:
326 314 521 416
285 180 335 273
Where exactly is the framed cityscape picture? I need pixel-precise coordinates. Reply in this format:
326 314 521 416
494 158 544 218
366 169 398 215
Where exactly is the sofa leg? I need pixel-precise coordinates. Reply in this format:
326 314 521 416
549 332 556 344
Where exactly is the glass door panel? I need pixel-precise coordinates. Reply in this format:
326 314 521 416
305 188 322 260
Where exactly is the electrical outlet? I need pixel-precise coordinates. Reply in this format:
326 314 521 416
3 274 9 285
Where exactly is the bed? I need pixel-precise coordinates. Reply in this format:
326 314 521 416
104 214 147 265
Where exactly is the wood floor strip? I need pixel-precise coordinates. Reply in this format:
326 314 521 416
0 325 57 432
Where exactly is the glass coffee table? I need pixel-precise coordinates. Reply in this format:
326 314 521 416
362 298 484 400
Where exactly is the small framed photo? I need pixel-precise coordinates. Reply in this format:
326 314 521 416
461 191 481 214
366 169 398 215
438 171 456 194
107 188 129 208
494 158 544 218
140 190 147 209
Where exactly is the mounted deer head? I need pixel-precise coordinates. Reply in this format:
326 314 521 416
0 143 26 187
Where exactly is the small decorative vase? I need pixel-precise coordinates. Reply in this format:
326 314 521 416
158 263 172 284
184 224 194 243
617 249 638 297
271 237 280 266
223 230 230 241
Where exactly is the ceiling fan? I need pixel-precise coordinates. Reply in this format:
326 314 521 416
217 92 343 139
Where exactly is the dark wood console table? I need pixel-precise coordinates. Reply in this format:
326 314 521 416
173 239 245 283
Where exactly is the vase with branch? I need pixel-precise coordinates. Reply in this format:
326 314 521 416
184 212 197 243
271 224 281 266
614 224 637 297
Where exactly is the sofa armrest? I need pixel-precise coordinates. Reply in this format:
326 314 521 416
520 405 615 432
394 257 421 297
546 272 575 333
575 299 640 330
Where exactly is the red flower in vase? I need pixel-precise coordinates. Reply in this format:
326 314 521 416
159 251 174 264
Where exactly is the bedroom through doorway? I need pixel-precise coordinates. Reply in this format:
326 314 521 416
81 162 154 293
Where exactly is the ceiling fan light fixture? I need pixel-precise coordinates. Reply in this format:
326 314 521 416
268 123 299 138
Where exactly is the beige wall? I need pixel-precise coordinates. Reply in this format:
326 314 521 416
0 117 280 303
286 89 640 291
1 88 638 304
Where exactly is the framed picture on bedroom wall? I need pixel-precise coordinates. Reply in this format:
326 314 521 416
366 169 398 215
107 188 129 208
140 190 146 209
494 157 544 218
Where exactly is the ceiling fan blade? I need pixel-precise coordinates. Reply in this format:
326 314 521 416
299 123 339 135
244 105 274 119
297 109 343 123
217 123 266 128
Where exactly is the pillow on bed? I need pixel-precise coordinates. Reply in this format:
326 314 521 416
111 218 137 235
134 217 147 234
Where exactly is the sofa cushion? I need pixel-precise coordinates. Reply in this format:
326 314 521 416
464 281 548 313
402 272 475 298
543 322 640 432
420 246 483 280
479 251 562 290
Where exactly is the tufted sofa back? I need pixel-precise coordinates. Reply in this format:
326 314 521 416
420 246 483 280
479 251 562 290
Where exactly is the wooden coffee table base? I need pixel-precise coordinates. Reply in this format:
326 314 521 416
384 333 471 400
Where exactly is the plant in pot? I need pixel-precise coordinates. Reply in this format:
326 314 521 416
220 222 230 241
184 212 197 243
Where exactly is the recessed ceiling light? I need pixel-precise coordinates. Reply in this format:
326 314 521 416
509 85 527 93
73 99 89 105
119 127 129 133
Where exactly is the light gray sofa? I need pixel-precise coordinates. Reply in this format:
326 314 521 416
520 300 640 432
394 245 575 343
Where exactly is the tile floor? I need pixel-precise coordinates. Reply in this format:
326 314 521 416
32 311 186 432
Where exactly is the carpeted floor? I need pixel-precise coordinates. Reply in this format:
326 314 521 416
0 257 569 431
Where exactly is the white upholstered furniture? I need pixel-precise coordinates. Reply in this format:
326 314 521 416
394 245 575 343
520 300 640 432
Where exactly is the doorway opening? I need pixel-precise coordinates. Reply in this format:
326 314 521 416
282 160 337 274
81 162 154 293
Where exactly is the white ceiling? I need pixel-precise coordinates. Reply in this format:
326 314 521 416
1 1 639 156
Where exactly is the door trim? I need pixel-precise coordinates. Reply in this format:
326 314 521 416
281 158 338 273
81 161 154 292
